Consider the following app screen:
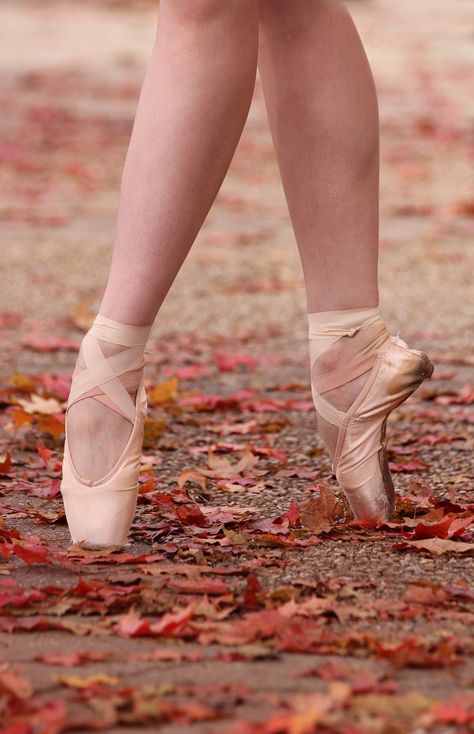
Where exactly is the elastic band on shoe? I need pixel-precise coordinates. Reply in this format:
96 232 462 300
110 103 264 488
308 306 380 339
92 314 153 348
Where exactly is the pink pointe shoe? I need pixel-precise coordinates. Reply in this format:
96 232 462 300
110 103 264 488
310 311 434 521
60 315 150 549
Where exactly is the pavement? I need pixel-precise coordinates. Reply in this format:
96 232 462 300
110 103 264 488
0 1 473 732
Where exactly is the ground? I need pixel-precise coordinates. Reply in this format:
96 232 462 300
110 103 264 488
0 1 473 732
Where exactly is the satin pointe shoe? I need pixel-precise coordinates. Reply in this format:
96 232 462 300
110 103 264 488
60 315 150 548
310 313 434 521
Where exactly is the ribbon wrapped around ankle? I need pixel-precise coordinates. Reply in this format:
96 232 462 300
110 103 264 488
91 314 153 348
308 307 391 427
66 314 153 423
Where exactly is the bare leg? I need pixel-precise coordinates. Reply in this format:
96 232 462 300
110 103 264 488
68 0 259 480
258 0 382 410
258 0 379 314
101 0 260 324
259 0 390 515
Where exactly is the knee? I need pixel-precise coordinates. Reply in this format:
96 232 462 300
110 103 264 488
164 0 231 26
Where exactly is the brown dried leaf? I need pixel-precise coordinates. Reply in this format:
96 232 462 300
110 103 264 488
395 538 474 555
300 484 344 533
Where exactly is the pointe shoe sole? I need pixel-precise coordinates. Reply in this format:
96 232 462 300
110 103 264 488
60 378 147 549
333 338 434 521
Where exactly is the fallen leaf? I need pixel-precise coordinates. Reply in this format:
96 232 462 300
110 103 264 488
16 394 64 415
0 452 12 475
148 378 179 403
56 672 119 688
300 484 344 533
21 333 79 352
394 538 474 555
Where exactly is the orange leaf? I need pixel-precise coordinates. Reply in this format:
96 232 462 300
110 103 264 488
148 377 179 404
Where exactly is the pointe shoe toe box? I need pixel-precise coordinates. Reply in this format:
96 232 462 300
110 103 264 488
334 338 433 520
60 398 146 548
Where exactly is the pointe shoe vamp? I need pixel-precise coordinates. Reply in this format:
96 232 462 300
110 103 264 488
61 414 145 491
60 383 147 546
61 379 147 490
350 340 429 422
61 392 146 490
335 340 429 482
60 414 144 546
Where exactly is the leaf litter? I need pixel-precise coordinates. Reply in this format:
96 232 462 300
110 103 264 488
0 1 473 731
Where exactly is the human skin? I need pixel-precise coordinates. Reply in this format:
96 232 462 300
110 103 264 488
258 0 380 313
69 0 260 479
99 0 260 325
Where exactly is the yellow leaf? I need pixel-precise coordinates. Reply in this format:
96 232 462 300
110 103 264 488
57 673 119 688
143 417 167 447
148 377 179 404
10 374 35 390
70 298 96 331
